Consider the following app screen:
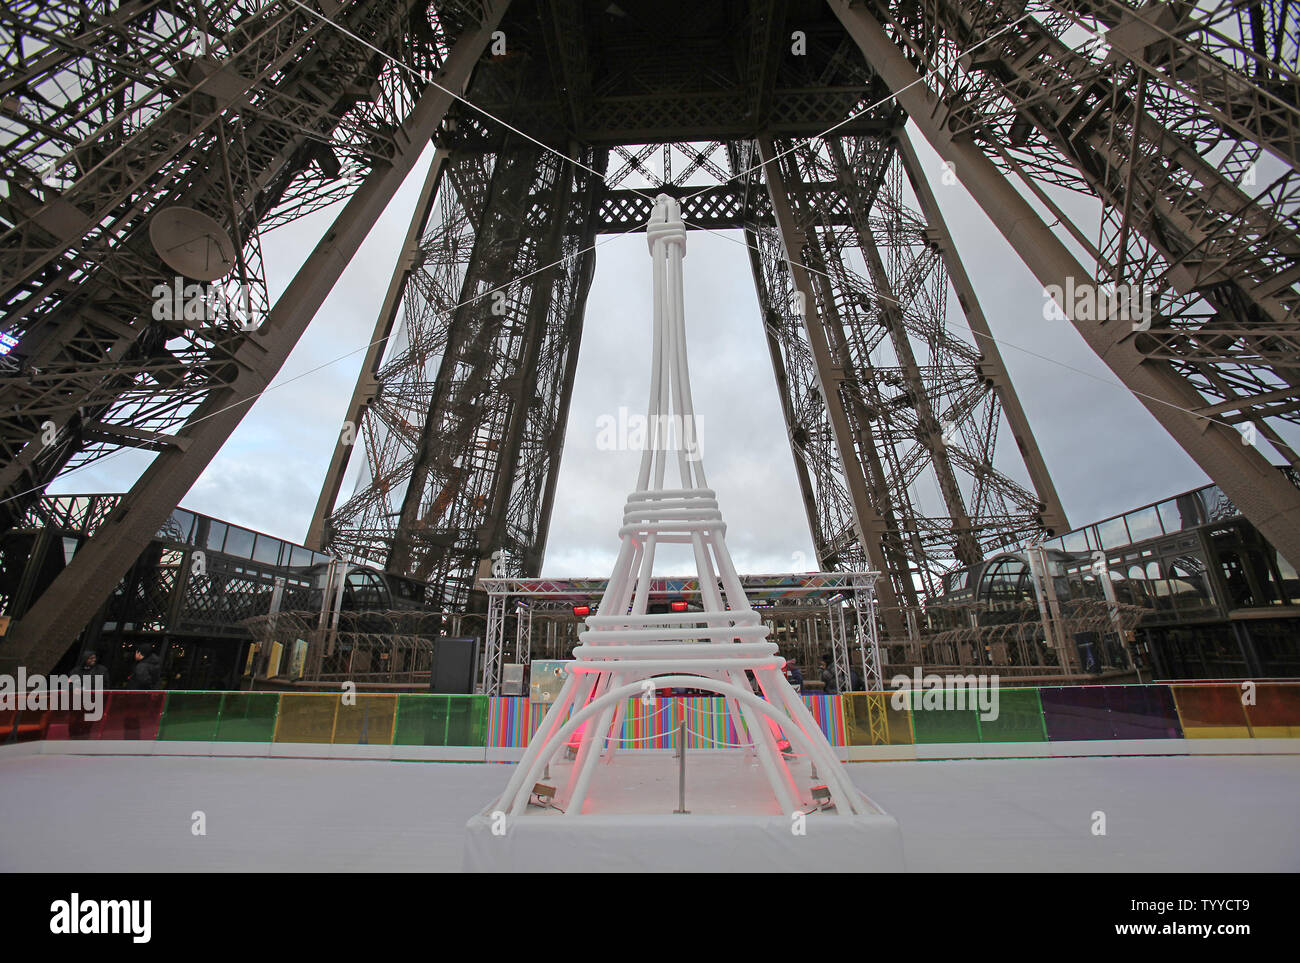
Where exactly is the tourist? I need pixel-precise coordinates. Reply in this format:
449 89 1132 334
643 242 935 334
819 653 837 694
783 659 804 694
129 644 162 690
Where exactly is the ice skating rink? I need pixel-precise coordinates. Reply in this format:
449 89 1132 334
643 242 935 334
1 752 1296 872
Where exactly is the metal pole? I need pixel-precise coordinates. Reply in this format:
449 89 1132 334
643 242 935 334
674 720 689 814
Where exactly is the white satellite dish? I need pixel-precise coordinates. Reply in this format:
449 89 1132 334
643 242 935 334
149 206 237 281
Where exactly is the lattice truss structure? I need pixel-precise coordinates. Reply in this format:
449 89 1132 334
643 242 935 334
0 0 483 527
316 2 1063 628
866 0 1300 451
5 0 1300 668
736 133 1058 626
319 139 605 608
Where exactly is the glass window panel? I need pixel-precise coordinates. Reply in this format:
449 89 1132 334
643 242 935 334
158 692 224 741
215 693 280 742
223 525 255 558
1106 685 1181 738
332 695 397 745
907 690 980 743
1061 529 1089 553
157 509 195 543
1097 516 1131 549
252 534 282 565
977 688 1046 743
96 691 165 740
273 694 338 743
1040 686 1114 740
1172 684 1250 734
205 520 227 552
1124 506 1162 543
289 545 314 568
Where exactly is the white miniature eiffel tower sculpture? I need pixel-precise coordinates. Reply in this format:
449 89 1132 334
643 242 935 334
494 195 866 818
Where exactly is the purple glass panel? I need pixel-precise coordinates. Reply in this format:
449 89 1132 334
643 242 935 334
1040 686 1114 741
1104 685 1181 739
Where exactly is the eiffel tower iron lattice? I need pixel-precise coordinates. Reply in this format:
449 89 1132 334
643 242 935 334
2 1 1299 674
490 195 873 820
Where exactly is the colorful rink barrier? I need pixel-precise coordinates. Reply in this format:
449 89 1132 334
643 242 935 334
1 683 1298 760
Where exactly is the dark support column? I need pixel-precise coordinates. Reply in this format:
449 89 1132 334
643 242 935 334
758 136 907 636
0 5 511 676
307 149 452 550
829 0 1300 571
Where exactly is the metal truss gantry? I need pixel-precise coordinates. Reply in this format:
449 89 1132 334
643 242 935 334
4 0 1300 671
477 572 880 704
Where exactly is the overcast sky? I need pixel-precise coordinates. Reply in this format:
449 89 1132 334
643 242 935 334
52 127 1292 577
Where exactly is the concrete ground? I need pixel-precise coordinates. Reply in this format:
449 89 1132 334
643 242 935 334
1 752 1296 871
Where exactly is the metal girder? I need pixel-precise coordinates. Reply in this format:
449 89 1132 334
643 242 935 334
437 0 897 149
746 128 1056 624
754 135 909 634
843 1 1300 431
893 130 1070 540
318 135 606 609
594 180 872 233
0 1 511 676
0 0 461 529
830 0 1300 570
307 148 453 552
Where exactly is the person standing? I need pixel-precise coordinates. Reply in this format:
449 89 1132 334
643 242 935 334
78 651 109 686
819 653 837 694
783 659 805 695
129 644 162 690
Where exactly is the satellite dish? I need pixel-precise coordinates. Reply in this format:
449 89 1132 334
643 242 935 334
149 206 237 281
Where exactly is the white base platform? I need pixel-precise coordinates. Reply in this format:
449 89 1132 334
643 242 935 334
462 749 905 871
464 808 905 872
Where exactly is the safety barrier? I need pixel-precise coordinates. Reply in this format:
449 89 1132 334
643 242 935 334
2 682 1297 758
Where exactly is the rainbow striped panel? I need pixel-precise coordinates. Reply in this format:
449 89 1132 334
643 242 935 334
677 697 744 749
487 697 530 748
801 693 846 745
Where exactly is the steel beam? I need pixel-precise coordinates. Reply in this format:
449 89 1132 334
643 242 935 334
830 0 1300 569
0 3 511 675
307 149 452 550
894 130 1070 538
759 135 908 635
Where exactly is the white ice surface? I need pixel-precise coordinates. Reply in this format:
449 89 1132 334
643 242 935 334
1 753 1296 872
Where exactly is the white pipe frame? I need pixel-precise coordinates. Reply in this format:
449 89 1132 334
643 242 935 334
492 195 870 820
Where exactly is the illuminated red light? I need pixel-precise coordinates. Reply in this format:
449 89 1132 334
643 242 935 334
670 600 688 612
572 604 590 617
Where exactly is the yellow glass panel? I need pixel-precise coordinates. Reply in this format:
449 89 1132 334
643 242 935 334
273 694 339 743
842 693 914 746
333 695 397 746
1249 725 1300 738
1182 725 1252 739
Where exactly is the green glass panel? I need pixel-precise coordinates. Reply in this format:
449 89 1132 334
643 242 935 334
157 691 222 741
393 694 450 746
443 695 487 746
215 692 280 742
977 687 1046 742
907 688 981 743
